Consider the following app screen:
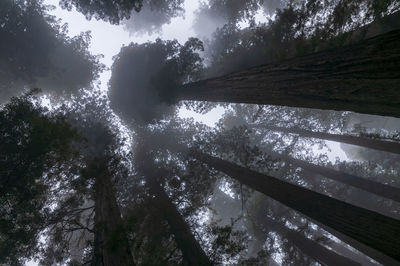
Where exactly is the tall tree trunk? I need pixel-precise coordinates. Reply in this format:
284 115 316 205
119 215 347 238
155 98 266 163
148 178 213 266
269 151 400 202
177 30 400 118
91 158 135 266
327 239 378 266
190 151 400 263
254 124 400 155
263 217 360 266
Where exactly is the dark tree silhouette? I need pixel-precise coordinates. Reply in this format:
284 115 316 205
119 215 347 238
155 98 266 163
178 29 400 118
189 150 400 262
109 38 203 124
0 92 79 265
253 123 400 155
60 0 184 27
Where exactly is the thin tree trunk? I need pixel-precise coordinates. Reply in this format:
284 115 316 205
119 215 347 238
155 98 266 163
263 217 360 266
328 240 377 266
92 158 135 266
190 150 400 263
269 151 400 202
148 178 213 266
178 30 400 118
255 124 400 155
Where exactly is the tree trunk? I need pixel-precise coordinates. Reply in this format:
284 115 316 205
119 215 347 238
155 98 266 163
190 151 400 263
263 217 360 266
269 151 400 203
148 178 213 266
327 239 378 266
178 30 400 118
255 124 400 155
92 159 135 266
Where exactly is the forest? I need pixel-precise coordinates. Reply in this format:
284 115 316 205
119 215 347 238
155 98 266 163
1 0 400 265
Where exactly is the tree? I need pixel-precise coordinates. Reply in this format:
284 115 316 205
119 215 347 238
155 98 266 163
188 150 400 262
253 123 400 155
0 0 104 102
88 156 135 266
177 28 400 118
109 38 203 124
268 150 400 202
123 0 184 35
0 92 79 265
132 136 213 265
60 0 184 26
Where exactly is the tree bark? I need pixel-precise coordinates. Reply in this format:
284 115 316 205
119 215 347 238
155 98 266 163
148 178 213 266
91 158 135 266
255 124 400 155
269 151 400 203
263 217 360 266
178 30 400 118
327 239 378 266
190 151 400 263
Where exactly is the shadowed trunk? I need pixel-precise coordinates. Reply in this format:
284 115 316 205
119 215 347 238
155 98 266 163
91 158 135 266
254 124 400 155
190 150 400 263
263 217 360 266
269 151 400 202
148 178 213 266
177 30 400 118
328 240 378 266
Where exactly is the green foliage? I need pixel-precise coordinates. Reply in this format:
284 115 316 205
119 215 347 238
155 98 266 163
0 92 79 265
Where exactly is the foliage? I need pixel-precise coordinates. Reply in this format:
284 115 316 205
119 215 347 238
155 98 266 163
109 38 203 124
123 0 184 35
0 91 79 265
60 0 184 27
203 0 400 76
0 0 104 102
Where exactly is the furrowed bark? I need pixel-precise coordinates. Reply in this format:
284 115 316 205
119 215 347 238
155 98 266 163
190 151 400 263
178 30 400 118
92 159 135 266
255 124 400 155
264 217 360 266
148 178 213 266
270 151 400 203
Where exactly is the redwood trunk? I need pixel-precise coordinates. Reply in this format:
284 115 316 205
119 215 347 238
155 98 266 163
264 217 360 266
178 30 400 118
148 179 213 266
257 124 400 155
92 159 135 266
270 151 400 202
191 151 400 262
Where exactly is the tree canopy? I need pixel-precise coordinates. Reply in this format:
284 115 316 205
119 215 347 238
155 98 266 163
0 0 104 102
